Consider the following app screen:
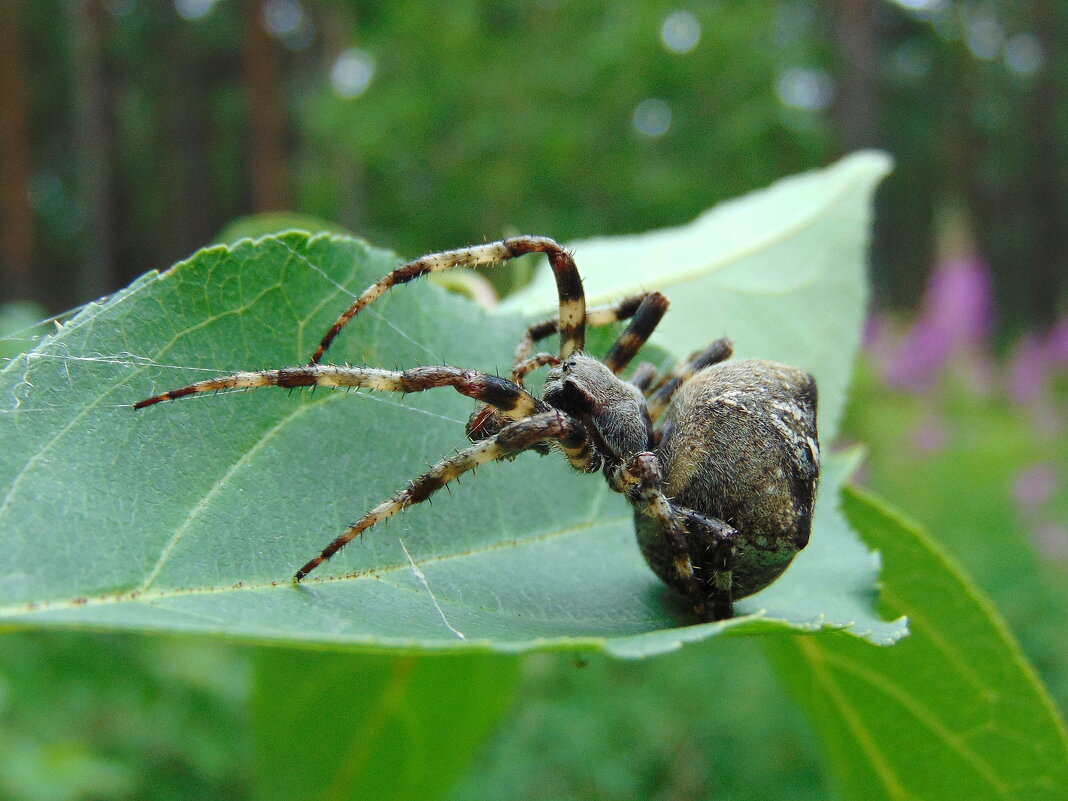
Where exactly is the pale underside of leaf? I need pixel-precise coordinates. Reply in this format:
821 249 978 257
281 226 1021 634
501 150 893 440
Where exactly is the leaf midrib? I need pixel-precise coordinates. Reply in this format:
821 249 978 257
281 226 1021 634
0 508 631 619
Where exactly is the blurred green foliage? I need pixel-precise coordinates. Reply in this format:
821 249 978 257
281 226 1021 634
13 0 1064 325
252 651 522 801
4 0 1068 798
0 632 249 801
17 0 832 311
449 642 829 801
297 1 831 257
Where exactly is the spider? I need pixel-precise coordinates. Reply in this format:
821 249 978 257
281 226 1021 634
136 236 820 621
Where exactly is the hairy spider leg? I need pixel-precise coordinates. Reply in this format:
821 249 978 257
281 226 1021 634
511 353 561 384
601 292 670 374
310 236 587 365
470 291 667 443
512 292 655 382
611 452 737 621
294 409 600 581
646 338 733 421
134 364 545 423
673 508 739 621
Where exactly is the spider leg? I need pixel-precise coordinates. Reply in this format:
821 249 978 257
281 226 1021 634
646 338 732 421
611 451 737 621
465 350 561 446
673 507 738 621
294 409 600 580
311 236 587 364
512 353 561 383
602 292 670 374
512 292 663 381
134 364 545 421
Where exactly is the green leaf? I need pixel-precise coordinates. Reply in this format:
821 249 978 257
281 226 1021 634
251 650 520 801
0 155 901 655
502 150 892 440
764 487 1068 801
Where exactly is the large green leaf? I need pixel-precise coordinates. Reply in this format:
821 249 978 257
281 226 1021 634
0 155 901 655
765 487 1068 800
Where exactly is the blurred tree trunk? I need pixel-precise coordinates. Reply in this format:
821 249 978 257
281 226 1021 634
72 0 115 301
0 0 35 302
243 0 289 212
1026 2 1066 328
831 0 878 150
162 22 214 271
832 0 920 310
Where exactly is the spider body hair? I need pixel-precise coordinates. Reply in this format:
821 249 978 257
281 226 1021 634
637 360 819 607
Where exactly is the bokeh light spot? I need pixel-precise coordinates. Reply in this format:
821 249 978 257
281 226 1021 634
965 13 1005 61
776 68 835 111
331 49 376 99
1005 33 1044 76
632 98 672 138
263 0 302 37
660 10 701 54
173 0 217 21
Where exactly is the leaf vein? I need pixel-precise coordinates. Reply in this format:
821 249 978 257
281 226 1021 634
819 646 1014 798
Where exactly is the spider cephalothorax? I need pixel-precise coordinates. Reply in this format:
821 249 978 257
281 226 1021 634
136 236 819 621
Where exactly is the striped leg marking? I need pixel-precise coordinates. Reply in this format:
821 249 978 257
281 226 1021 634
602 292 669 374
513 353 561 385
611 451 736 620
467 351 562 449
135 364 544 420
608 452 691 573
311 236 587 364
294 409 598 580
673 507 738 621
646 338 733 421
512 292 653 378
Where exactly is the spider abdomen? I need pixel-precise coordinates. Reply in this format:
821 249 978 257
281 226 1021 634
637 359 820 604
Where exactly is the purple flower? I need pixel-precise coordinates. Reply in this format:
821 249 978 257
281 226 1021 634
882 254 995 390
1048 314 1068 369
1012 461 1059 512
1007 332 1049 405
923 254 996 346
910 412 948 453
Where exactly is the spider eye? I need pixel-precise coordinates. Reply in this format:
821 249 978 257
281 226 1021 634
562 355 580 370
